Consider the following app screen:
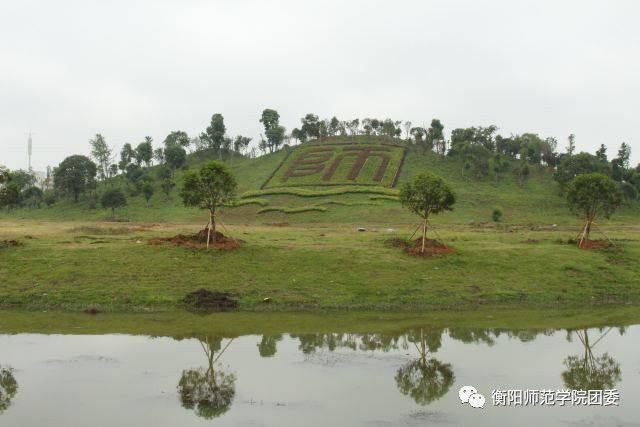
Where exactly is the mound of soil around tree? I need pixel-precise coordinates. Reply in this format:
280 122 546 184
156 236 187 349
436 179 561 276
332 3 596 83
148 229 242 249
183 289 238 311
389 237 455 257
579 239 614 250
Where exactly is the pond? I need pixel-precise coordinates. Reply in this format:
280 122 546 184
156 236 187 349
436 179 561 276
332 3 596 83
0 311 638 426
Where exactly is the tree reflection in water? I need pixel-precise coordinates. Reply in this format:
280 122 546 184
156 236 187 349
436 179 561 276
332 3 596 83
395 329 454 405
257 334 283 358
177 336 236 419
562 328 621 390
0 365 18 413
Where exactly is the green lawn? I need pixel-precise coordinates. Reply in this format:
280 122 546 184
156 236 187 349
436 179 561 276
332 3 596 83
1 219 638 312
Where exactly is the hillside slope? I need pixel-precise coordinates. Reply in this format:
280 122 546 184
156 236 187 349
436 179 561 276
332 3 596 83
2 137 638 226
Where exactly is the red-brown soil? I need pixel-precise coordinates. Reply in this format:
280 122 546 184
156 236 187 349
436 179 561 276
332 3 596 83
579 239 614 250
0 240 22 249
389 237 456 257
148 229 242 249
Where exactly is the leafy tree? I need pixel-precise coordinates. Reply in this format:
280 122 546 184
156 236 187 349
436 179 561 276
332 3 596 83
180 161 237 247
410 127 426 147
595 144 607 162
0 166 9 184
257 334 283 357
135 138 153 167
54 155 97 201
43 189 58 206
260 109 280 132
566 173 621 247
562 329 620 390
492 207 503 222
395 329 454 405
300 113 321 140
0 365 18 413
200 113 226 158
490 153 511 181
164 144 187 171
153 147 164 165
0 183 20 211
566 133 576 155
346 118 360 135
141 178 154 207
290 128 305 145
161 178 175 198
265 125 285 152
22 186 43 208
427 119 445 155
518 161 530 186
164 130 191 149
101 188 127 218
233 136 251 154
89 133 113 180
7 169 35 191
400 172 456 253
554 152 609 191
119 143 135 172
611 142 631 182
178 336 236 419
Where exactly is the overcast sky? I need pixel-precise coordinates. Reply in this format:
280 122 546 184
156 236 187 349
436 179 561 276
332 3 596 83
1 0 639 171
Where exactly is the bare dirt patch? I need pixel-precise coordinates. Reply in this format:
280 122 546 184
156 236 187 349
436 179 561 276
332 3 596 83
148 229 242 249
183 289 238 311
388 237 456 257
579 240 615 250
0 240 23 249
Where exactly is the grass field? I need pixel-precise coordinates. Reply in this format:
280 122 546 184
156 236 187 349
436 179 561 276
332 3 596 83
1 219 639 312
1 137 639 313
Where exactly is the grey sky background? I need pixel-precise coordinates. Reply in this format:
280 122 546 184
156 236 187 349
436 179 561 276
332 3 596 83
1 0 639 171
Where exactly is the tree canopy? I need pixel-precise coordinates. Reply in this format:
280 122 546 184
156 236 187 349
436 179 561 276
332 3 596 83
181 161 237 246
53 155 97 201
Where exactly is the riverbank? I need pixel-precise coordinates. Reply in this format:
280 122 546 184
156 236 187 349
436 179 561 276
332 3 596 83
1 219 639 313
1 306 639 336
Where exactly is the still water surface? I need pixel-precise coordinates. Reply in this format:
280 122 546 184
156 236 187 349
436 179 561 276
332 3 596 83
0 324 638 426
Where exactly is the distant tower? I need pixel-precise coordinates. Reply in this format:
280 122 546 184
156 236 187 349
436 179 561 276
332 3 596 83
27 132 33 171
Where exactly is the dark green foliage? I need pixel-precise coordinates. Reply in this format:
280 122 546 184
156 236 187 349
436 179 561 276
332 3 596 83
141 179 154 206
566 173 622 246
0 365 18 412
164 130 191 148
43 189 58 206
554 152 609 191
395 358 454 405
492 207 503 222
135 138 153 167
53 155 97 201
200 114 226 155
101 188 127 217
181 161 237 244
164 144 187 170
0 183 20 210
22 186 43 208
7 169 35 191
566 173 621 221
178 368 235 419
400 172 456 219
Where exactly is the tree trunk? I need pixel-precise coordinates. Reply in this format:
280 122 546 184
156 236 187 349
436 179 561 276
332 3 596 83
421 217 428 254
579 219 592 248
206 210 212 249
211 209 217 242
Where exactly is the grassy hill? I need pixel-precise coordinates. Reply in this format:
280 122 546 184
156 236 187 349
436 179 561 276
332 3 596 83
2 137 639 313
3 136 638 226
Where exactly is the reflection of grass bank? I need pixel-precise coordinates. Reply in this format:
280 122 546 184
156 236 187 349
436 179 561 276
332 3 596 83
1 307 639 337
1 219 639 313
